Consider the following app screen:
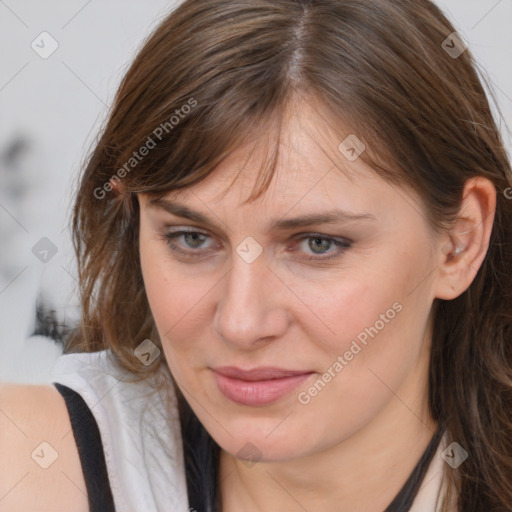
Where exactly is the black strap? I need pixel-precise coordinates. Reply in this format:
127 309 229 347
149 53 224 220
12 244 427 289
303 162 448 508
53 383 116 512
384 422 445 511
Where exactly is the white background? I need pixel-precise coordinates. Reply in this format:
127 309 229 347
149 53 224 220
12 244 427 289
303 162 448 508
1 0 511 383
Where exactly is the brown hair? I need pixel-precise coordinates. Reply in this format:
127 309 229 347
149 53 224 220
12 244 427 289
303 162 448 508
69 0 512 509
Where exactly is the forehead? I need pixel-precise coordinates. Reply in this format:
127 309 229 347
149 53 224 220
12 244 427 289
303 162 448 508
164 100 384 211
143 99 433 240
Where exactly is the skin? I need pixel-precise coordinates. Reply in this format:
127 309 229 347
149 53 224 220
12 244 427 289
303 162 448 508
0 384 89 511
138 99 495 512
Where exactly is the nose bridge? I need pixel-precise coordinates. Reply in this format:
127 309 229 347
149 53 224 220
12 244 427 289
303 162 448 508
213 249 287 348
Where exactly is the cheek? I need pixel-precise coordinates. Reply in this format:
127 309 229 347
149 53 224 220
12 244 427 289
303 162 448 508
142 263 202 340
290 255 431 438
139 233 214 365
300 244 431 376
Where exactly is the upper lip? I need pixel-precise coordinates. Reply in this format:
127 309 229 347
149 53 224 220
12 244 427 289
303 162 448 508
212 366 314 381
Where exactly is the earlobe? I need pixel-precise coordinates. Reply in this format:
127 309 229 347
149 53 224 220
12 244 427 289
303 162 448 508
435 177 496 300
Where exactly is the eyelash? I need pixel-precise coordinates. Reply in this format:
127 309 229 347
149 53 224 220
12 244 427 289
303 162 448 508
161 229 352 262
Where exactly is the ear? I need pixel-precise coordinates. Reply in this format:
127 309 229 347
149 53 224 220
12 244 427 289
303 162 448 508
109 177 125 195
434 177 496 300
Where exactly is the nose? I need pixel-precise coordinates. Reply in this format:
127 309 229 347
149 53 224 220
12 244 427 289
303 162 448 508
213 251 290 350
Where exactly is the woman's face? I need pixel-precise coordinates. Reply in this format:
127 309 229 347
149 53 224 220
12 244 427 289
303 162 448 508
138 102 444 463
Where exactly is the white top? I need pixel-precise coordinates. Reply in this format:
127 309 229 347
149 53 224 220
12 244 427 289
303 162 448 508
51 350 189 512
50 350 453 512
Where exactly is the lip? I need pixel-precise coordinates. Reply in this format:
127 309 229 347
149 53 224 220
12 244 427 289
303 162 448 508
212 366 315 406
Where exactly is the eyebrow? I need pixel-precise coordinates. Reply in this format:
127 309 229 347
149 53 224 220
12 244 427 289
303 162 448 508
148 198 376 231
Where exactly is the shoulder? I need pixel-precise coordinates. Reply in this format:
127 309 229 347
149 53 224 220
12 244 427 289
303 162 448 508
0 382 88 511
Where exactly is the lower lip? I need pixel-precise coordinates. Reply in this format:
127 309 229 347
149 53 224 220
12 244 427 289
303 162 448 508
213 371 314 406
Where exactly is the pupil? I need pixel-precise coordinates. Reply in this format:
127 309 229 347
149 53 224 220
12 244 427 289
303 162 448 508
310 238 329 254
185 233 204 247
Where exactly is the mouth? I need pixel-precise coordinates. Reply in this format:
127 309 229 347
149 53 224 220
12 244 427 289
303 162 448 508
211 366 315 406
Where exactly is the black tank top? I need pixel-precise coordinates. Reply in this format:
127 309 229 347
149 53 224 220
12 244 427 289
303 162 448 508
54 382 445 512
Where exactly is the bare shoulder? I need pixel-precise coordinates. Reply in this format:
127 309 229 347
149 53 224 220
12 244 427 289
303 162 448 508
0 383 89 512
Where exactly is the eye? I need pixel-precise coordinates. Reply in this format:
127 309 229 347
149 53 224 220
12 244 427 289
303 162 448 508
163 229 215 257
161 229 351 262
288 234 351 262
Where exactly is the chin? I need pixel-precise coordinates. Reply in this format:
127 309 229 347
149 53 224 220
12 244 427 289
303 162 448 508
224 438 309 464
210 418 314 463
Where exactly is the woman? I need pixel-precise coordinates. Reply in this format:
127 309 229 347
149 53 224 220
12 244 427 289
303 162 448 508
1 0 511 511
